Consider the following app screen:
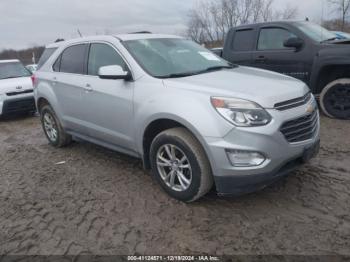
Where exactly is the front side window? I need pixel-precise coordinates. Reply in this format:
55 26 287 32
123 38 232 78
232 29 254 51
258 28 297 50
88 43 127 76
0 62 31 80
59 44 87 74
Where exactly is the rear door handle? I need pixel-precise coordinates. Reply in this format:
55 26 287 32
84 84 93 92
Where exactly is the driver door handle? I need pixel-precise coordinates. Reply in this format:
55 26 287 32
84 84 93 92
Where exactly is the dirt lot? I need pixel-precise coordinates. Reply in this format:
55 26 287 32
0 115 349 256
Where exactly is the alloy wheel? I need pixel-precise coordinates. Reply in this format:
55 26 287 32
43 112 58 142
156 144 192 192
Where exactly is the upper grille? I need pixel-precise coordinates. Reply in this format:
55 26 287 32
274 92 312 111
6 89 33 96
280 110 319 143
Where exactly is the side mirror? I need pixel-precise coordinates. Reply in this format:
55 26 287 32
284 37 304 51
98 65 131 80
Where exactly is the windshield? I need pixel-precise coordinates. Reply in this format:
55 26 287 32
294 22 336 42
0 62 31 80
123 38 232 78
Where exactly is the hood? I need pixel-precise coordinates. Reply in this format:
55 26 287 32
163 66 309 109
0 77 33 94
317 42 350 58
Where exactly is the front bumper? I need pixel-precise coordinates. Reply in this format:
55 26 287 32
215 139 320 195
204 101 321 195
0 95 36 116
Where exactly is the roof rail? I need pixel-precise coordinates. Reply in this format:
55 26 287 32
129 31 152 34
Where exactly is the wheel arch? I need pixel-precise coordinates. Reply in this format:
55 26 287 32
314 64 350 94
141 116 216 173
36 97 50 113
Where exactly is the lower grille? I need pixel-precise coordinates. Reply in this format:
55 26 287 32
280 110 319 143
2 98 36 115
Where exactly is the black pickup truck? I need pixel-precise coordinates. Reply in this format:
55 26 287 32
220 21 350 119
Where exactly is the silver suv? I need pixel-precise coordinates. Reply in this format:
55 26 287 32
34 34 320 202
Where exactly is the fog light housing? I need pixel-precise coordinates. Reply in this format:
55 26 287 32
226 150 266 167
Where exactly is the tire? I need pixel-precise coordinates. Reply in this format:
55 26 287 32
40 105 72 147
320 78 350 119
150 127 213 202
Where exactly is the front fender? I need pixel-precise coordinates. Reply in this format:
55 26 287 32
310 49 350 93
133 83 234 169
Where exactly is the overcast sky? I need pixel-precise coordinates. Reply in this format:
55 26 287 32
0 0 327 50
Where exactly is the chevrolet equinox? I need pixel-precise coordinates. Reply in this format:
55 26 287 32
34 34 320 202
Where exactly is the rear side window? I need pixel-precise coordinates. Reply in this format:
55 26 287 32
59 44 88 74
88 43 127 76
258 28 297 50
232 29 254 51
37 48 57 69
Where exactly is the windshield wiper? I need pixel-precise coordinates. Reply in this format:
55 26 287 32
199 65 236 73
0 76 21 80
321 37 338 43
158 64 236 79
158 71 203 79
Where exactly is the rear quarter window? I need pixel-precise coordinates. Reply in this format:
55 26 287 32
37 48 57 69
232 29 255 51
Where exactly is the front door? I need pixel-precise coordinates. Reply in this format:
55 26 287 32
81 43 135 151
251 27 310 83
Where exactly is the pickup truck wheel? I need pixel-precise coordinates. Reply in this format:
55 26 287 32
40 105 72 147
150 128 213 202
320 78 350 119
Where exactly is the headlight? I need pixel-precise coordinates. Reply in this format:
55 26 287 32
211 97 272 127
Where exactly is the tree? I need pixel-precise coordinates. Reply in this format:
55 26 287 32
328 0 350 31
186 0 298 44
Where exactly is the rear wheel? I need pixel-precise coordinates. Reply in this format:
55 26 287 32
40 105 72 147
150 128 213 202
320 78 350 119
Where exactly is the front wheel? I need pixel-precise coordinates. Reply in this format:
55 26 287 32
320 78 350 119
150 128 213 202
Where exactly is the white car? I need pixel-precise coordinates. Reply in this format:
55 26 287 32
0 59 35 117
26 64 38 73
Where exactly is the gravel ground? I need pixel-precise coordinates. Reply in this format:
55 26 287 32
0 115 349 256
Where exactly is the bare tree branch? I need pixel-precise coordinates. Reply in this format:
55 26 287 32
186 0 298 44
328 0 350 30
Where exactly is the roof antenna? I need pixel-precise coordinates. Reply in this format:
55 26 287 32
77 29 83 37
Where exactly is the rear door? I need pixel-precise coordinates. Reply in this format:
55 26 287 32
223 27 256 66
51 43 89 134
251 26 310 82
